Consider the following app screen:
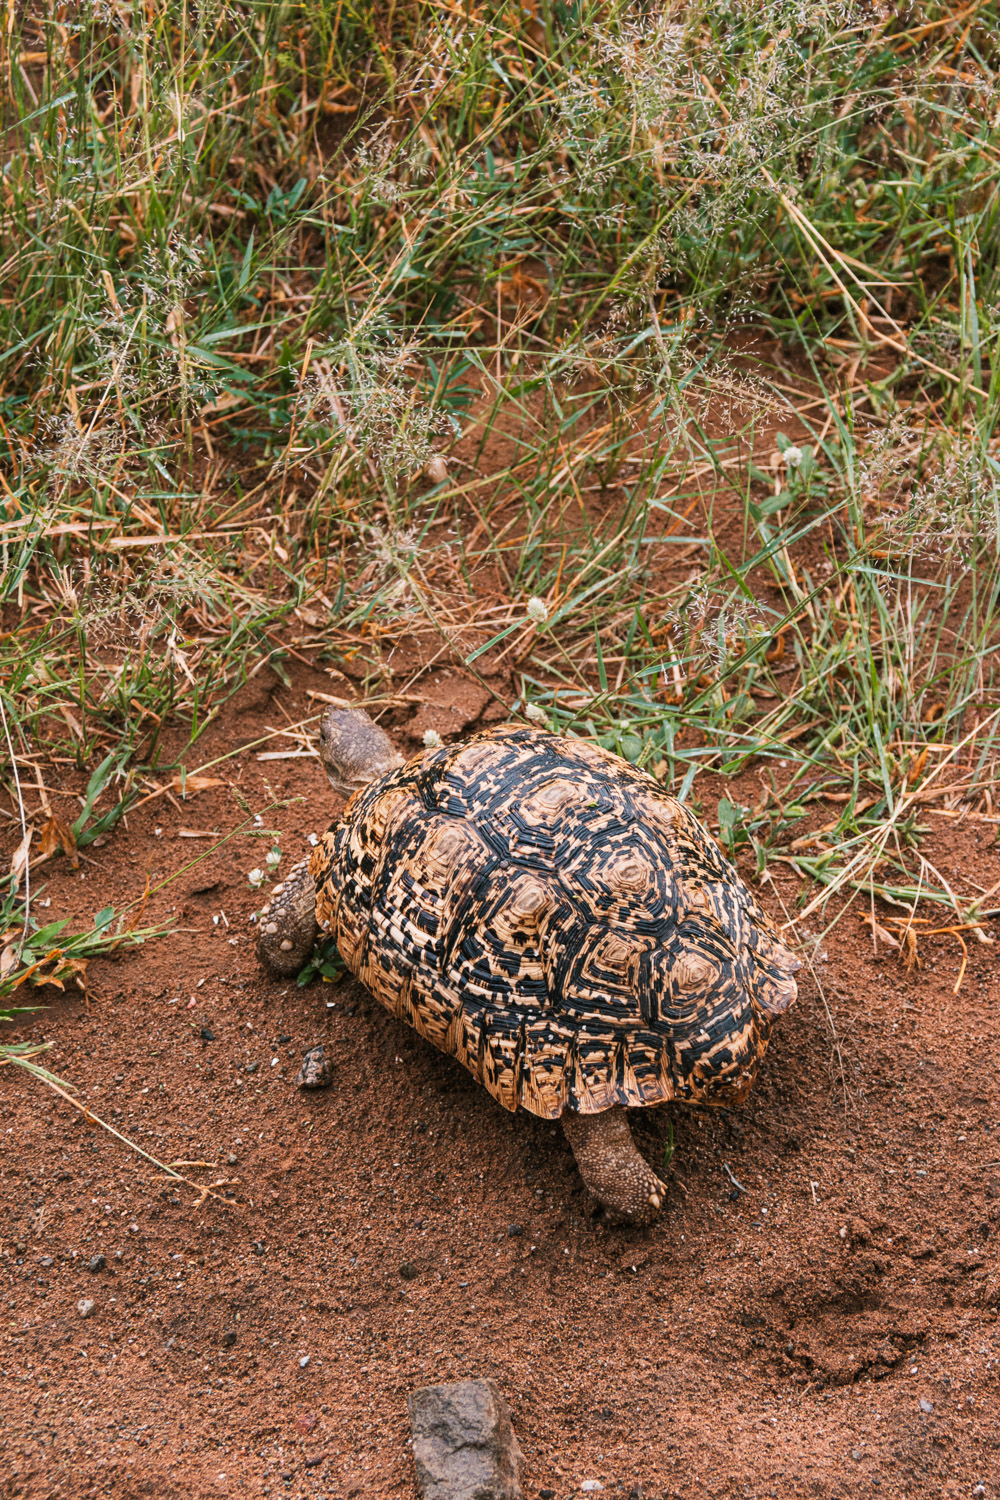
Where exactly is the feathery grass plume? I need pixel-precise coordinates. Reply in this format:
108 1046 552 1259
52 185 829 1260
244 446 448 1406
293 322 458 485
861 424 1000 563
666 582 770 678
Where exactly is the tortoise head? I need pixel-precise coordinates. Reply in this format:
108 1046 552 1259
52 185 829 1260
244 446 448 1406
317 706 404 800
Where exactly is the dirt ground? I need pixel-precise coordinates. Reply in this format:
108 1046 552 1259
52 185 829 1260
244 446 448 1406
2 652 999 1500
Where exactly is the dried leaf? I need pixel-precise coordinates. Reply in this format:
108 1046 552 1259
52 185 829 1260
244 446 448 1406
40 814 80 869
0 942 19 979
906 748 929 785
124 875 152 935
9 827 33 891
170 774 224 800
40 954 89 992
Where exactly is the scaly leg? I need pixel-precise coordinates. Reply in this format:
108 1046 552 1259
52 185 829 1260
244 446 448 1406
561 1107 667 1222
256 857 318 975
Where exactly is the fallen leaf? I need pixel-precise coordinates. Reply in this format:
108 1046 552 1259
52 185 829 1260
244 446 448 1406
9 827 33 890
170 775 224 799
40 813 79 869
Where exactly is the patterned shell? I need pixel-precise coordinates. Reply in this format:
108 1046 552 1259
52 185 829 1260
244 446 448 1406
309 726 798 1120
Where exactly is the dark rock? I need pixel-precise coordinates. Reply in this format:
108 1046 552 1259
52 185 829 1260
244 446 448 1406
408 1377 524 1500
87 1254 107 1273
507 1223 523 1238
399 1261 419 1281
200 1027 215 1041
295 1045 333 1090
277 1034 291 1044
220 1329 237 1347
245 1061 260 1074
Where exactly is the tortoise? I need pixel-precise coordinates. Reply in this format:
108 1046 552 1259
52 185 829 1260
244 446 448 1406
257 707 800 1221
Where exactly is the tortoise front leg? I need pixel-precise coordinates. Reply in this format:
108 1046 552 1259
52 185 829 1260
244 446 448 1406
561 1107 667 1223
256 857 319 975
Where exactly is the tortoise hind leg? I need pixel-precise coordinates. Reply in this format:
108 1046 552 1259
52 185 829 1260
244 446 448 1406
561 1107 667 1223
257 856 318 975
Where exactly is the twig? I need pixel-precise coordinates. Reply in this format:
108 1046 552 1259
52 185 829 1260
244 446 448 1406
1 1052 235 1205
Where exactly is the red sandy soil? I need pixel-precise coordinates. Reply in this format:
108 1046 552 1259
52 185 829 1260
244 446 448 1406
2 659 999 1500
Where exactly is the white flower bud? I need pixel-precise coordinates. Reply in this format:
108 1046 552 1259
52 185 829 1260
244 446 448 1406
524 703 546 723
265 847 281 867
782 445 803 468
526 596 549 625
423 729 443 749
247 868 265 888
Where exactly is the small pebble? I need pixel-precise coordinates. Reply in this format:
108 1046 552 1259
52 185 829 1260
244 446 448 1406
852 1448 864 1461
40 1256 54 1268
296 1045 333 1090
581 1484 604 1494
251 1241 265 1256
200 1027 215 1042
507 1223 523 1238
919 1398 934 1414
15 1241 26 1254
77 1299 95 1319
245 1062 260 1075
220 1330 237 1347
299 1355 310 1368
87 1254 107 1273
398 1262 419 1281
277 1034 291 1044
226 1153 238 1166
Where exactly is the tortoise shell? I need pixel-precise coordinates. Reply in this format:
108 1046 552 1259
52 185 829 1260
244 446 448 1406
309 725 798 1119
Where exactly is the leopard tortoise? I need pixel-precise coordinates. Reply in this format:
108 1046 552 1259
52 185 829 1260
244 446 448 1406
257 707 800 1221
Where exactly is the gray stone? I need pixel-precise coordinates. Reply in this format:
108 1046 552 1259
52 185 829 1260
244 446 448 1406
408 1378 524 1500
77 1299 95 1318
295 1044 333 1089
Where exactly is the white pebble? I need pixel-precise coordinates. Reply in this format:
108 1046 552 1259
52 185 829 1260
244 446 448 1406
280 940 293 952
77 1299 95 1319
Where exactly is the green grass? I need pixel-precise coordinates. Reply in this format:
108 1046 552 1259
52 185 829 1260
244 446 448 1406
2 0 1000 961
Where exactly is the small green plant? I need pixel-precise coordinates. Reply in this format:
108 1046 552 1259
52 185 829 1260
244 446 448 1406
662 1119 675 1176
